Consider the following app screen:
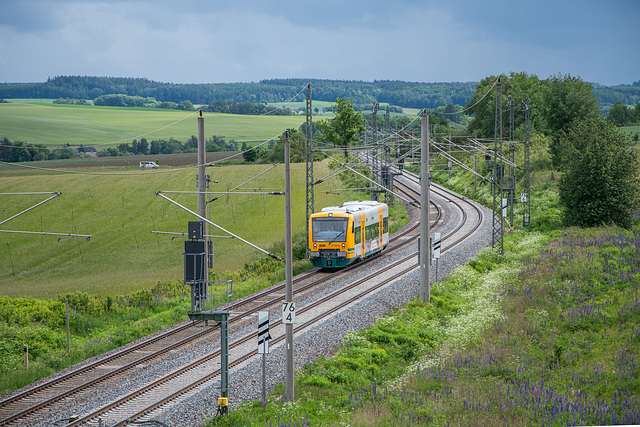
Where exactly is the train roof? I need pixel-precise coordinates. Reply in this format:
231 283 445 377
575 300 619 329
318 200 387 214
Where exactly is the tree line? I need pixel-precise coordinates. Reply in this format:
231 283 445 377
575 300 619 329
607 101 640 126
1 76 477 109
0 138 76 162
53 94 297 115
0 135 239 162
2 76 639 112
99 135 239 157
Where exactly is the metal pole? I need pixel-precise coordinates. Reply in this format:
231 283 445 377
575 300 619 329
220 315 229 410
305 84 314 258
0 192 61 226
509 144 515 230
420 112 431 301
372 103 379 201
523 99 531 228
197 111 208 301
376 103 382 203
284 131 294 402
448 131 451 179
66 299 70 353
473 140 477 194
492 78 504 254
262 353 267 407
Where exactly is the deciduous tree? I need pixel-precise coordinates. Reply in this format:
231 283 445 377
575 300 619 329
542 74 601 168
559 117 640 228
317 98 365 159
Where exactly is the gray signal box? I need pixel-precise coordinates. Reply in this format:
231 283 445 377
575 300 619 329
184 240 205 282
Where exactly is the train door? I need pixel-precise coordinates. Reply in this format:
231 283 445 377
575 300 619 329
359 212 365 258
378 206 383 250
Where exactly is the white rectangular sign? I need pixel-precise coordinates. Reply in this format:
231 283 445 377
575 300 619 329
257 311 270 354
282 301 296 324
433 232 441 259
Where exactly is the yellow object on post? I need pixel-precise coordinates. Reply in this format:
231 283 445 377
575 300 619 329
218 397 228 407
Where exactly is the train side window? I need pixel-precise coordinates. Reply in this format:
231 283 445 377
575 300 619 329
355 226 361 244
384 218 389 233
367 224 374 240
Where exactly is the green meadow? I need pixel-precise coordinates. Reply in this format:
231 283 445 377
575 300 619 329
622 124 640 138
0 100 306 147
0 160 347 299
0 101 343 299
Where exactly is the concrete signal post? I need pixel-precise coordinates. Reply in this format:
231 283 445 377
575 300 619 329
284 130 295 402
420 111 431 302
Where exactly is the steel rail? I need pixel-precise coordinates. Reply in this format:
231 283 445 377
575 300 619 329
1 174 449 426
68 183 482 426
0 187 431 426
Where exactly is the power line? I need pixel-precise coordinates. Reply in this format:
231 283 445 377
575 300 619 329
430 77 499 116
0 131 284 176
258 85 308 116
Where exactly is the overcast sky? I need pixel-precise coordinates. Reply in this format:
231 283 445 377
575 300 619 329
1 0 637 86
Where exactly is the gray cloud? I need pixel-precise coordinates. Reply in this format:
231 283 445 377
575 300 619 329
0 0 637 85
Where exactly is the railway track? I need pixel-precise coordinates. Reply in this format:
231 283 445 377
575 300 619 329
0 170 486 426
0 182 436 426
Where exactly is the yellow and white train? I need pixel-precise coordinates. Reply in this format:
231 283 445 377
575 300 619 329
308 200 389 268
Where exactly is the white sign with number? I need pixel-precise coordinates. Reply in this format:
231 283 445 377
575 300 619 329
520 193 528 203
282 301 296 324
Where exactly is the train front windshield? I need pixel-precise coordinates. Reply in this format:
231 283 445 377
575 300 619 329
312 217 348 242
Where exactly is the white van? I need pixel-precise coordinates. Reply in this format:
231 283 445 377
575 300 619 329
140 161 159 169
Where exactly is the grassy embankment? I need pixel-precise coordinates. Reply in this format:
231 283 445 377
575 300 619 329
208 137 639 426
214 225 639 426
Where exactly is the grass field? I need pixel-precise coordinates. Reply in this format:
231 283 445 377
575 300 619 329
0 100 306 147
622 124 640 136
0 158 347 299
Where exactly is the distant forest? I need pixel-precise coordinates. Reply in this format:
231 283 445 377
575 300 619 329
1 75 639 112
0 76 477 109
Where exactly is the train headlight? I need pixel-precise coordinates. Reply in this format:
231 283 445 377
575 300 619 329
342 243 345 248
313 243 317 249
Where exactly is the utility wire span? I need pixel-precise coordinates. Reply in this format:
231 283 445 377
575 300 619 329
90 110 201 147
0 229 91 239
0 131 283 176
258 85 308 116
429 77 499 116
156 191 284 262
0 238 175 281
314 155 367 185
325 154 418 208
0 159 202 176
208 163 281 203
